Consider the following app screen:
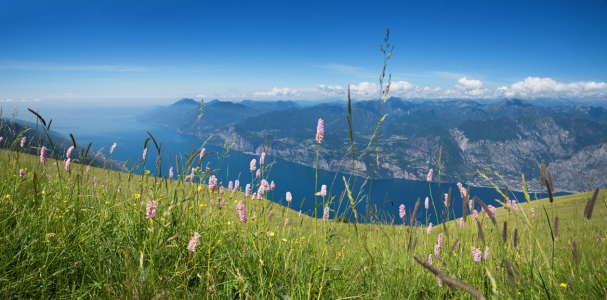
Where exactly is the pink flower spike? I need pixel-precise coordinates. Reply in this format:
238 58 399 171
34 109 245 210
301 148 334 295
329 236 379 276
320 185 327 198
260 152 265 165
284 218 289 227
427 253 432 265
270 181 275 191
110 143 117 154
252 193 256 200
459 218 465 229
473 210 478 220
425 197 429 210
286 192 292 203
228 181 233 191
208 175 217 192
220 186 224 195
399 204 406 219
484 246 490 260
438 233 444 248
143 148 147 160
316 118 324 144
187 232 201 252
250 159 256 172
65 158 71 172
245 184 251 197
234 180 240 192
146 200 157 219
236 201 248 222
427 223 432 234
323 206 330 221
169 167 173 179
256 169 261 178
199 148 205 161
471 247 482 263
74 261 80 267
427 169 433 182
531 207 535 217
66 146 74 158
19 169 24 178
444 193 449 208
40 146 48 164
20 137 26 148
434 244 440 256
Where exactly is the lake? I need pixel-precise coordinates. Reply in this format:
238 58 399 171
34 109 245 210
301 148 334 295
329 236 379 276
12 105 570 224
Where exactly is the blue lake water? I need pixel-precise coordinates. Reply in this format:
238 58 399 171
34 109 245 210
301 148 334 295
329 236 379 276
24 106 570 224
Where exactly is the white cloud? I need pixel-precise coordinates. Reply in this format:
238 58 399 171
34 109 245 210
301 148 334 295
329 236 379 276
456 77 484 90
196 94 206 98
317 84 345 97
317 77 606 100
254 87 300 97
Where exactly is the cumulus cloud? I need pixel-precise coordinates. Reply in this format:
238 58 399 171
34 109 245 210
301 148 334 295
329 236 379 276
254 87 300 97
317 77 606 100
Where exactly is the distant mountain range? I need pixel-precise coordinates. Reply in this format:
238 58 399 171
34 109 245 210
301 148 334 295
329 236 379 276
137 97 607 193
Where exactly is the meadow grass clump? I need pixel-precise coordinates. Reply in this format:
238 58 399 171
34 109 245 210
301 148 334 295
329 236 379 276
1 28 606 299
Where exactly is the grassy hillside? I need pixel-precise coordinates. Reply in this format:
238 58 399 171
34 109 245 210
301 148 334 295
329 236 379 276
0 148 605 299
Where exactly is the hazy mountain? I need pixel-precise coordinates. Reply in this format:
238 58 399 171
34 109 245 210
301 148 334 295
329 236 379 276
138 97 607 192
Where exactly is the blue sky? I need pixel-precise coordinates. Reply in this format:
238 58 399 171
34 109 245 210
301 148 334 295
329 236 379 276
1 0 606 105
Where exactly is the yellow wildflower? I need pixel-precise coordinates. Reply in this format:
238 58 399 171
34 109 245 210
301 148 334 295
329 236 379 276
227 221 231 225
560 283 567 288
282 239 287 242
41 191 45 194
145 170 150 175
270 232 275 237
197 186 202 191
134 194 141 199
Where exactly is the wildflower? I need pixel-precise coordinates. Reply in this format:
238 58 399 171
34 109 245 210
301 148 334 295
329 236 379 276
437 276 442 287
146 200 157 219
459 218 465 229
471 247 482 263
199 148 205 161
427 223 432 234
256 169 261 178
110 143 117 154
438 233 444 248
469 199 474 211
260 152 265 165
0 137 3 142
20 137 26 148
323 207 330 221
134 194 141 199
434 244 440 256
531 207 535 217
145 170 151 175
66 146 74 158
269 232 275 237
444 193 449 207
286 191 292 203
228 181 233 191
143 148 147 160
250 159 256 172
252 193 256 200
298 210 301 217
269 210 272 218
187 232 202 252
306 215 308 221
512 200 518 213
473 210 479 220
316 118 324 144
399 204 406 219
236 201 248 222
568 240 571 245
219 199 225 207
425 197 429 210
320 185 327 198
560 283 567 289
117 186 122 193
74 261 80 267
484 246 490 260
427 253 432 265
207 175 217 192
220 186 224 195
257 186 264 198
427 169 433 182
245 184 251 197
86 166 90 173
457 182 467 200
40 146 48 163
65 158 71 172
18 169 25 178
285 218 289 227
270 181 275 191
234 180 239 192
169 167 173 178
189 168 195 181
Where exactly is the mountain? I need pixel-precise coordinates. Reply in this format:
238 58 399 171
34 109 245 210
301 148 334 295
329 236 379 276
238 100 300 113
137 97 607 192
